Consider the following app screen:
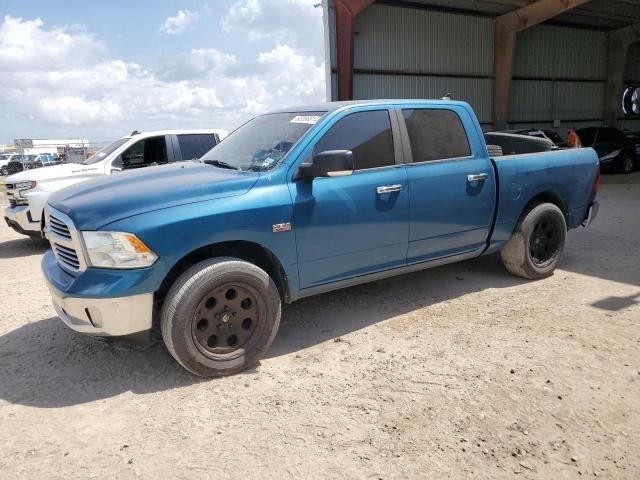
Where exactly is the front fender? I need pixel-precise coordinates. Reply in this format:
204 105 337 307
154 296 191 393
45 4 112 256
102 175 299 296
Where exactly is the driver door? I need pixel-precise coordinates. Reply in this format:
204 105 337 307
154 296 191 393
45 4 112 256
290 109 409 289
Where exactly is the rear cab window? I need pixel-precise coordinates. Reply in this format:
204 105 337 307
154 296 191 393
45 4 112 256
176 134 217 161
401 109 471 163
314 110 395 170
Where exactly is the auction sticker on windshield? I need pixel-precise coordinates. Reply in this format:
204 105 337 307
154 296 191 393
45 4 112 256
290 115 321 125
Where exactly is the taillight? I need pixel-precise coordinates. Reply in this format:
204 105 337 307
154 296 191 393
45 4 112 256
593 163 600 194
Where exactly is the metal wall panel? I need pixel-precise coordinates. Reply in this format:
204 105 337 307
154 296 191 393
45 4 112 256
618 118 640 131
513 25 607 80
625 42 640 82
354 4 494 76
552 81 605 120
509 80 553 122
353 74 493 123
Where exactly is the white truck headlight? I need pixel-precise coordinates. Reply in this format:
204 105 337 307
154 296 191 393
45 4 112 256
15 181 37 190
82 231 158 269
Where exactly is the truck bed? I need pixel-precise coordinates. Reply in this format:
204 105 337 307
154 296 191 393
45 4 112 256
486 147 599 253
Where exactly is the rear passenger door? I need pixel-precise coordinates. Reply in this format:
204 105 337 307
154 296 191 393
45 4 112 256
399 106 495 263
173 134 218 161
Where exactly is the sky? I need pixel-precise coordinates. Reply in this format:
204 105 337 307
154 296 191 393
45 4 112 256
0 0 327 145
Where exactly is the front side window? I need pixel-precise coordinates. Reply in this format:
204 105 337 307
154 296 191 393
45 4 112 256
313 110 395 170
402 109 471 163
83 138 128 165
177 134 217 161
121 136 168 169
201 112 325 171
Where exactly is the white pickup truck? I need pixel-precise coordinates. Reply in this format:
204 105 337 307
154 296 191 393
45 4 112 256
4 129 227 238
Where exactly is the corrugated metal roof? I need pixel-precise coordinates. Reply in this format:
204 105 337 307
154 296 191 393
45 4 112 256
377 0 640 31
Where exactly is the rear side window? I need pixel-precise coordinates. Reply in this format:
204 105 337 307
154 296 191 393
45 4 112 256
402 109 471 162
177 134 217 160
314 110 395 170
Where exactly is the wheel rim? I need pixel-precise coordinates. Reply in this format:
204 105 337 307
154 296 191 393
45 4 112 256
191 282 262 360
529 215 562 268
623 157 634 172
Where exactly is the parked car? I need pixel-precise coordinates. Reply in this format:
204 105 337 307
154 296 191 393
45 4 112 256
33 153 57 168
4 154 37 176
0 153 21 176
575 126 638 173
40 100 599 378
4 129 227 238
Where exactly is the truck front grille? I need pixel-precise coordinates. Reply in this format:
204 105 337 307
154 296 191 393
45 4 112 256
45 206 87 273
48 214 72 239
53 243 80 270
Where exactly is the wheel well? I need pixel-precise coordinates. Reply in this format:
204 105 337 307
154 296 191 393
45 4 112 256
522 191 570 227
154 241 290 314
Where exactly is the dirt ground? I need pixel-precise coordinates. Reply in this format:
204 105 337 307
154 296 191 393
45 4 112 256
0 174 638 479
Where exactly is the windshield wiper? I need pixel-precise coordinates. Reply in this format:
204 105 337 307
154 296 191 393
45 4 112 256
203 159 239 170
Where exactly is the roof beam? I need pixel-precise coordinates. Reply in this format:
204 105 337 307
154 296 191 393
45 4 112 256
497 0 593 32
604 22 640 126
493 0 592 130
335 0 375 101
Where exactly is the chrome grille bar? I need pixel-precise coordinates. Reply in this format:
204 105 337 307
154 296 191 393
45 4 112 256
45 205 88 274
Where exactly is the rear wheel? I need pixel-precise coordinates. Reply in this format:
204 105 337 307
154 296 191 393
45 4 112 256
161 257 281 377
621 156 635 174
0 166 7 176
501 203 567 280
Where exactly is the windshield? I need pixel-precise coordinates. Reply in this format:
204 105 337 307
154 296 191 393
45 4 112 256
200 112 325 171
0 154 9 160
83 137 129 165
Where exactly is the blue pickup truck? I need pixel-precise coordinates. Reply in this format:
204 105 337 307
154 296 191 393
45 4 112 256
42 100 599 377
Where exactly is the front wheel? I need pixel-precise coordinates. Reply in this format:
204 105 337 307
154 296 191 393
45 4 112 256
500 203 567 280
160 257 281 377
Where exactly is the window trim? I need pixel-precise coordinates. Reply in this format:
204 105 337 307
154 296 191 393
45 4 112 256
310 108 402 174
397 107 473 166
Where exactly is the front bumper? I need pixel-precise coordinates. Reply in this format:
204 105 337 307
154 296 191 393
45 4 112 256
4 205 40 235
45 279 153 336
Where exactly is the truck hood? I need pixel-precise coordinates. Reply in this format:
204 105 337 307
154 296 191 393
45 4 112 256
6 163 103 183
48 162 260 230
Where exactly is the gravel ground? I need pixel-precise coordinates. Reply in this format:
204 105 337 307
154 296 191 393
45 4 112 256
0 174 639 479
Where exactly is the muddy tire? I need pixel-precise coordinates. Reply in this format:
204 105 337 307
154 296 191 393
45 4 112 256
161 257 281 378
500 203 567 280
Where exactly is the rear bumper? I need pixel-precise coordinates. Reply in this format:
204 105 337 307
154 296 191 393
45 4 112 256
4 205 40 235
582 201 599 228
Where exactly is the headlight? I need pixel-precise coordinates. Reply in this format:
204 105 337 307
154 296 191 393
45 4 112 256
15 181 36 190
82 231 158 269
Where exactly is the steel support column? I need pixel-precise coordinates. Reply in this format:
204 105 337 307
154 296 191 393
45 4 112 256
493 0 592 130
604 24 640 126
335 0 374 101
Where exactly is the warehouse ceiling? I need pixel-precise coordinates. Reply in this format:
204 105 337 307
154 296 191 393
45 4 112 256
377 0 640 30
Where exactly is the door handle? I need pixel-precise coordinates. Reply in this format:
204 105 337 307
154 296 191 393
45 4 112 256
467 173 489 182
376 184 403 194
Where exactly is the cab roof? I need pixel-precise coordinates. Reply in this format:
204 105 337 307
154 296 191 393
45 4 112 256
271 99 471 114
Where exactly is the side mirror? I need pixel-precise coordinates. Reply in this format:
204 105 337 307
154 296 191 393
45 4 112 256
294 150 354 180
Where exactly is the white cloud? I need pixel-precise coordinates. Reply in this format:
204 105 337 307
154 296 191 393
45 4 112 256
158 9 199 35
222 0 324 60
0 14 326 142
0 15 106 71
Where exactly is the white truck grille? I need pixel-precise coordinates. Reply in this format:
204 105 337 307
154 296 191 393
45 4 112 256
45 206 87 273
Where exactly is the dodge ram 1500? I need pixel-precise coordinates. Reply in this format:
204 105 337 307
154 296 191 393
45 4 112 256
41 100 599 377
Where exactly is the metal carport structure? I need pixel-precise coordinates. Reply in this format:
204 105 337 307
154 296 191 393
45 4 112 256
322 0 640 133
